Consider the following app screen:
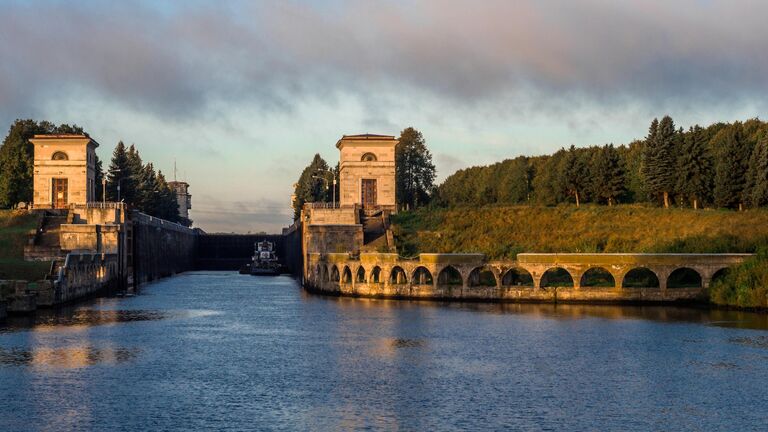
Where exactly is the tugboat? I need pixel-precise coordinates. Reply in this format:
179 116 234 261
250 240 281 276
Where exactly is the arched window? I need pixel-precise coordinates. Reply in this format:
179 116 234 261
361 152 377 162
52 151 68 161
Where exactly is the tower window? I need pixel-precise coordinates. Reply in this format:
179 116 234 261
361 152 377 162
52 151 69 161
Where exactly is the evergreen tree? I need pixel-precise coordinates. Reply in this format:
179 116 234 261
155 170 180 222
395 127 436 210
136 162 160 215
745 134 768 207
292 154 330 220
562 145 588 207
590 144 625 206
642 116 677 208
106 141 130 202
123 144 143 204
94 154 104 202
713 124 750 209
676 126 712 209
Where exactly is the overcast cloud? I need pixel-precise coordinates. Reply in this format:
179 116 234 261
1 0 766 231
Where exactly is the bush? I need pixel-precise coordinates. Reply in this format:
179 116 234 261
709 248 768 308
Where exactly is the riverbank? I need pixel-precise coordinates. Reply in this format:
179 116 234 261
392 205 768 259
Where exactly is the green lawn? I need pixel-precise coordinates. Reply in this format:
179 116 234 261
0 210 50 281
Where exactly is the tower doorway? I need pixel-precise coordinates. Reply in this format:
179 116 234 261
361 179 377 207
53 178 68 208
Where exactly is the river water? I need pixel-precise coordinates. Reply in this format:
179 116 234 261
2 272 768 431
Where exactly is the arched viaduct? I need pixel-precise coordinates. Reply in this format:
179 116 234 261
304 252 751 303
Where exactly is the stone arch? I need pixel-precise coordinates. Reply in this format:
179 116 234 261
356 266 366 283
390 266 407 285
342 266 353 284
322 265 330 282
540 267 574 288
52 151 69 161
412 266 434 286
621 267 659 288
361 152 377 162
501 267 534 287
711 267 730 285
580 267 616 288
468 266 498 287
667 267 702 289
370 266 383 284
330 265 340 282
437 265 463 286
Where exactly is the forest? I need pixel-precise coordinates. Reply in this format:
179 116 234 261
435 117 768 210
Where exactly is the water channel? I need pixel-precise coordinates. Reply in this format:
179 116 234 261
1 272 768 431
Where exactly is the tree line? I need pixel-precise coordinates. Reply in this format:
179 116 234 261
291 127 437 219
0 119 185 224
435 116 768 210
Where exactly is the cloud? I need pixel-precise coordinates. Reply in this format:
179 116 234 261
1 0 767 126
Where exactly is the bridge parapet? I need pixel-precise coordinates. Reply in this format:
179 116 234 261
304 252 753 303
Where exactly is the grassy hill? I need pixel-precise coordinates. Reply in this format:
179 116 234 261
0 210 50 281
392 204 768 259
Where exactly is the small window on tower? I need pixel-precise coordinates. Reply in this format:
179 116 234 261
52 151 69 161
361 152 377 162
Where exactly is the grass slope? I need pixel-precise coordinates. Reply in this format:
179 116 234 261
0 210 50 281
392 204 768 259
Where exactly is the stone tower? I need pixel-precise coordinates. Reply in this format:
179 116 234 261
336 134 398 211
30 134 99 208
168 181 192 225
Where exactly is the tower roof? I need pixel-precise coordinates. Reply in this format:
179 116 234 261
335 133 397 149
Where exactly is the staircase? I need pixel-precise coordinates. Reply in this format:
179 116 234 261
24 211 69 261
361 210 396 253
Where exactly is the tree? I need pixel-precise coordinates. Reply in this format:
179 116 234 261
155 170 180 222
590 144 625 206
136 162 160 215
745 134 768 207
395 127 436 210
713 124 750 209
106 141 130 202
562 145 588 207
94 154 104 202
292 154 330 220
676 126 713 209
0 119 83 208
642 116 677 208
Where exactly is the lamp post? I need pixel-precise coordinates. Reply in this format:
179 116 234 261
314 169 337 208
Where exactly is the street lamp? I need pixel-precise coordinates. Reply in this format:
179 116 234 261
314 169 337 208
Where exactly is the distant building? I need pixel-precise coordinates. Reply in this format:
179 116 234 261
30 134 99 208
336 134 398 211
168 181 192 226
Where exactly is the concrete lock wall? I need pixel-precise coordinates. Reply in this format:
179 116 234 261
302 252 752 304
132 211 197 285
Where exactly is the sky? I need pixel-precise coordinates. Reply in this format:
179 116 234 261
1 0 767 232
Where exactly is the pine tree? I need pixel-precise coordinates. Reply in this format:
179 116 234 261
396 127 436 210
136 162 160 214
642 116 677 208
123 144 143 204
562 145 588 207
156 170 180 222
292 154 330 220
590 144 625 206
676 126 713 209
94 154 104 202
713 124 750 209
106 141 130 202
745 134 768 207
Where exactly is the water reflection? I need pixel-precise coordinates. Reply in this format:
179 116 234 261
0 345 139 368
0 309 171 333
312 295 768 330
